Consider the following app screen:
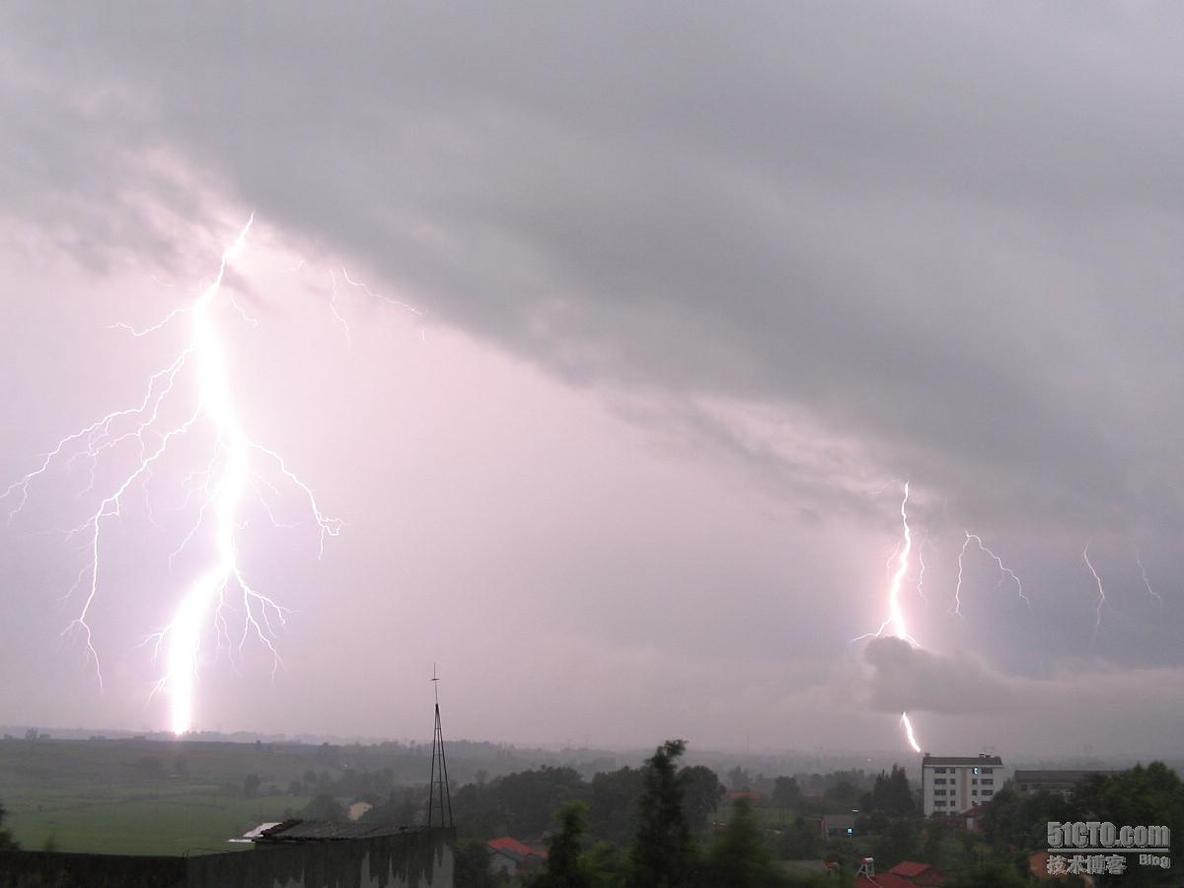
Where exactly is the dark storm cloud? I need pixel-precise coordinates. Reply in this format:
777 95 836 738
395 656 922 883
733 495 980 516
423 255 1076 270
4 2 1184 748
5 3 1184 534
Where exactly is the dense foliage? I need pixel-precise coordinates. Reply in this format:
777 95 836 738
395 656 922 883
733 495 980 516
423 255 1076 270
0 801 17 853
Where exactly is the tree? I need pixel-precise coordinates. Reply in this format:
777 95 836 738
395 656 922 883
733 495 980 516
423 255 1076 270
454 839 504 888
703 798 784 888
870 817 919 870
628 740 697 888
588 767 644 846
945 861 1029 888
777 816 819 860
728 766 753 792
822 780 859 809
301 793 347 821
532 802 592 888
862 766 915 817
679 766 724 834
0 800 18 852
771 777 802 811
922 814 948 869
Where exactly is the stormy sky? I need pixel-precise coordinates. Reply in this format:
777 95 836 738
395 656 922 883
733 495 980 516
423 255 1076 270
2 2 1184 757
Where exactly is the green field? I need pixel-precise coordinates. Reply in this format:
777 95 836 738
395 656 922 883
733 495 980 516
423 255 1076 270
0 736 323 855
5 786 304 856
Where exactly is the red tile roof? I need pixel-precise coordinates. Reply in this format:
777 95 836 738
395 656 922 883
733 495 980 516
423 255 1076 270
488 836 547 860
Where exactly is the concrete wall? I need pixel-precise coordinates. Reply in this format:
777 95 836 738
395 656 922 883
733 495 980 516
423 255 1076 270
0 849 186 887
187 828 454 888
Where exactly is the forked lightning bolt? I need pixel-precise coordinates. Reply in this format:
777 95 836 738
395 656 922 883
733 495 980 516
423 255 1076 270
1 215 341 734
953 531 1029 615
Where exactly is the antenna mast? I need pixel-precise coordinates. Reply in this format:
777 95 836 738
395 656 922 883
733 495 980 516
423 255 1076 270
426 664 454 829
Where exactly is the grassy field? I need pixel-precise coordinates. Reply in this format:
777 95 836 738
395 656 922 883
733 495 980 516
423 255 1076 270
5 786 305 856
0 736 324 855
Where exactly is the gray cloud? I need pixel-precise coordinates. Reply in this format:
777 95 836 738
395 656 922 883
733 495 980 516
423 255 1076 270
4 3 1184 746
4 3 1184 535
847 637 1184 754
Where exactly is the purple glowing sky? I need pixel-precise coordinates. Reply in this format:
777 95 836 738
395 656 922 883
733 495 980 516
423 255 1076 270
2 3 1184 755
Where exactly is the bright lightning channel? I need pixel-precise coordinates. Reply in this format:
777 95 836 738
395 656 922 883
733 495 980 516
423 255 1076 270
1083 544 1107 643
853 481 922 753
2 215 342 735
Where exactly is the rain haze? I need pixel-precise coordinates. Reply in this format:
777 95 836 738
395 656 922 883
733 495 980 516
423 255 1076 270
3 2 1184 759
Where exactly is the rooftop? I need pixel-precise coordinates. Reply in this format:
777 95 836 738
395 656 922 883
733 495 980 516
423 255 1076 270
247 819 426 843
1013 769 1117 782
890 860 936 877
488 836 548 862
922 754 1003 766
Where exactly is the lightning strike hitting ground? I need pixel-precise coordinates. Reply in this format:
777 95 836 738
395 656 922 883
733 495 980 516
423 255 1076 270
853 481 922 752
952 531 1029 615
1083 544 1107 643
1 215 342 735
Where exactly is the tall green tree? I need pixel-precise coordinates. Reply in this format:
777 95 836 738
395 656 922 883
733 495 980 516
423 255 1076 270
770 777 802 811
588 767 644 846
679 766 724 835
532 802 592 888
862 765 915 816
629 740 697 888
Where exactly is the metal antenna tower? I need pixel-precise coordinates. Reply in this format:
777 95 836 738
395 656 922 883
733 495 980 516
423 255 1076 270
426 663 454 828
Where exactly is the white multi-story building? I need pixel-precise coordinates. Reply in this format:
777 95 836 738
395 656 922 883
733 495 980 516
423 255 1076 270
921 754 1008 816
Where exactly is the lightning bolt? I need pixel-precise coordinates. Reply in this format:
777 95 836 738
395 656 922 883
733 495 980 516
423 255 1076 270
1083 544 1106 644
953 531 1029 613
853 481 922 752
1135 550 1162 605
2 214 341 734
900 712 921 754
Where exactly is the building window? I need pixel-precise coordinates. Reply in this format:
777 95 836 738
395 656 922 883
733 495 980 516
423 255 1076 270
971 778 978 785
982 790 994 797
934 789 946 796
981 778 993 785
934 778 946 785
982 768 993 774
972 790 978 796
934 768 946 774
